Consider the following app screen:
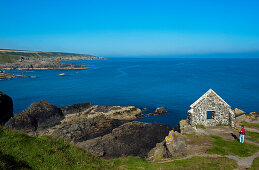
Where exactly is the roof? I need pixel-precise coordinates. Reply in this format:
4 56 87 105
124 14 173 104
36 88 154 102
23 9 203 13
190 89 230 108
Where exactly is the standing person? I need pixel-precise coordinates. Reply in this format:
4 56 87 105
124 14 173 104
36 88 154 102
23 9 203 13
239 125 245 143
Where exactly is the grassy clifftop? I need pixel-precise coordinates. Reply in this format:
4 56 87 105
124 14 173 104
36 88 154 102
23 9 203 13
0 54 20 64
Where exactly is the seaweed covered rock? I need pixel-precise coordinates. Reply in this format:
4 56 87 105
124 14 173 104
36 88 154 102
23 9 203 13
0 92 13 125
5 101 64 134
79 121 171 158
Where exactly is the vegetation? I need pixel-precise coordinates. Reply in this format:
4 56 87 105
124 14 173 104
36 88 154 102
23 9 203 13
246 131 259 143
111 156 237 170
0 127 111 169
241 121 259 129
196 124 206 129
207 136 259 157
0 127 239 169
0 54 20 64
249 157 259 170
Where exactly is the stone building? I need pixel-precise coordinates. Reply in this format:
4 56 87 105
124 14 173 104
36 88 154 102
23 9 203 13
187 89 235 127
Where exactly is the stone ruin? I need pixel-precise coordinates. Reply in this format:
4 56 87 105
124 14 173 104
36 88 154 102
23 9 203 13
187 89 235 127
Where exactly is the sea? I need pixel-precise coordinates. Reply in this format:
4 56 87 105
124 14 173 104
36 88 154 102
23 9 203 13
1 58 259 127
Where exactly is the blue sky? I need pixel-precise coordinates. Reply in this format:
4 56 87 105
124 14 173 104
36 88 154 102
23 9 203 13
0 0 259 57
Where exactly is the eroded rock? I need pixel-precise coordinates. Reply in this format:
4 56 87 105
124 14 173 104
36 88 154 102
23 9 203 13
0 92 13 125
5 101 64 134
79 121 171 158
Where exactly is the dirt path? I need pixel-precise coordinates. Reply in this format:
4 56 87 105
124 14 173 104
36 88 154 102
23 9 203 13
245 127 259 133
225 152 259 169
158 152 259 169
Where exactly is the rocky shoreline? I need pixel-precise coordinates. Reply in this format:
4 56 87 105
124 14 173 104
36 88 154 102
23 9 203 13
0 92 171 158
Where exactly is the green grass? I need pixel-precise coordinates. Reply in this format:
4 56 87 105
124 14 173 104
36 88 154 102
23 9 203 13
0 127 111 169
0 54 20 63
196 125 206 129
246 131 259 143
241 121 259 129
0 128 239 169
111 156 237 170
249 157 259 170
207 136 259 157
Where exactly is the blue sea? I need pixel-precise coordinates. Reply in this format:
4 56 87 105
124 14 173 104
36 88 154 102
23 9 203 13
1 58 259 127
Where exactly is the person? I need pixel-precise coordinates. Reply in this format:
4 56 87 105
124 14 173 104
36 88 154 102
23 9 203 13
239 125 245 143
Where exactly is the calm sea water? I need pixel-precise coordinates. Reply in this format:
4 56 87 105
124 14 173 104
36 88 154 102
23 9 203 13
1 58 259 126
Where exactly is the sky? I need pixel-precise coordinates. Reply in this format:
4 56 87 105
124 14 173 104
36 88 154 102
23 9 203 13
0 0 259 57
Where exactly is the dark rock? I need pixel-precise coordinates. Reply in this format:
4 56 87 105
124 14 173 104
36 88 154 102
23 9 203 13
51 115 126 142
60 103 94 115
5 101 64 134
154 107 168 114
148 107 168 116
80 121 171 158
0 92 13 125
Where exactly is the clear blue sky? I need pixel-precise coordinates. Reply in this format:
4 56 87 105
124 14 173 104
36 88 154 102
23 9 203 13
1 0 259 57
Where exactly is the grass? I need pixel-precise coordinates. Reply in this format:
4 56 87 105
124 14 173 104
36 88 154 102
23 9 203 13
0 127 239 169
249 157 259 170
207 136 259 157
196 125 206 129
246 131 259 143
0 54 20 64
0 127 111 169
111 156 237 170
241 121 259 129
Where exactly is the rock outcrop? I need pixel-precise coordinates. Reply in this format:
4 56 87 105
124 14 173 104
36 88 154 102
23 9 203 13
51 115 125 142
5 101 64 134
60 103 94 115
0 92 13 125
87 105 142 120
179 120 197 134
148 107 168 116
148 130 186 161
78 121 171 158
233 108 245 116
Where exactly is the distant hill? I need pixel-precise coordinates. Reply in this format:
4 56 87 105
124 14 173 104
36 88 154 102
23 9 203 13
0 49 105 64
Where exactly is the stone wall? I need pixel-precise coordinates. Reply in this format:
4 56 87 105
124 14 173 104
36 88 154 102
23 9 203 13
187 91 235 127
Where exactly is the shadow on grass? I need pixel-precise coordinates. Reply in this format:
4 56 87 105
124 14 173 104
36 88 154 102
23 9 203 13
231 133 238 141
0 151 31 169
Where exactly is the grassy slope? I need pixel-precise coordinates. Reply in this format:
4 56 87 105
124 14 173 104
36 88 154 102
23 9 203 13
0 128 111 169
0 127 238 169
0 54 20 64
207 136 259 157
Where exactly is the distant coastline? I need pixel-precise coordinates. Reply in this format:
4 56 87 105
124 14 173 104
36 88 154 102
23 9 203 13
0 49 107 80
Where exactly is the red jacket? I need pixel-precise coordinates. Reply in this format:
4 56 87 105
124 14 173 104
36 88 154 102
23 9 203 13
241 128 245 135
